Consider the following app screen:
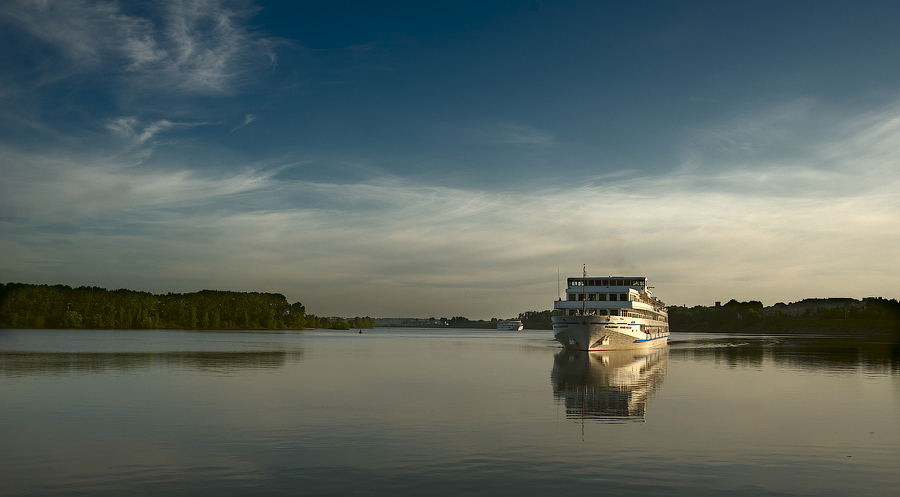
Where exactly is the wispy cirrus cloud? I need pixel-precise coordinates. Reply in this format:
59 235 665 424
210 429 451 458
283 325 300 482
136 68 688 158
686 98 819 160
129 0 278 94
231 113 258 132
1 0 277 95
105 116 212 148
0 143 272 224
474 122 556 146
677 97 900 199
3 96 899 316
3 1 900 319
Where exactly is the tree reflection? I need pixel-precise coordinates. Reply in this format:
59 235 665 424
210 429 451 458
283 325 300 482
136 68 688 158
0 350 302 376
670 334 900 374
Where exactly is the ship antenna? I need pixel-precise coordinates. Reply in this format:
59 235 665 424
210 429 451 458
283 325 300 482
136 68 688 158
582 264 586 316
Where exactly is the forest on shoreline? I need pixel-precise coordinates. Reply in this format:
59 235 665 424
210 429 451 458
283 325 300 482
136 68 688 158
667 298 900 333
381 310 554 329
0 281 556 331
2 282 898 334
515 300 900 333
0 283 375 330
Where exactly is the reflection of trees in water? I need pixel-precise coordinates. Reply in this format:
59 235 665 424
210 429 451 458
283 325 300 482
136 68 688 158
551 348 668 423
670 336 900 374
0 350 302 376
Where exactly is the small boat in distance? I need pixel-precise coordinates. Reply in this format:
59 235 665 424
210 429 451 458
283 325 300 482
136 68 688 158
497 319 524 331
552 271 668 350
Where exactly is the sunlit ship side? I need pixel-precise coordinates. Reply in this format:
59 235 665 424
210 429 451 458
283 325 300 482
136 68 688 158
552 275 668 351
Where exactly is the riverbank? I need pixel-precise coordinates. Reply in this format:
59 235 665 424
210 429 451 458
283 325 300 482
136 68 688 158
671 317 899 336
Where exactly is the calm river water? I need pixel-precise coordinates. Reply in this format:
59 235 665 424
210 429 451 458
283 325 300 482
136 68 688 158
1 328 898 496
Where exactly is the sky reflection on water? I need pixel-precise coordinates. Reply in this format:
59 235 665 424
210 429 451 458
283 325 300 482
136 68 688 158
1 328 898 496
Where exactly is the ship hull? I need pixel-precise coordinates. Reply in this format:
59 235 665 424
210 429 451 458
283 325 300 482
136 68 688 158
552 316 668 351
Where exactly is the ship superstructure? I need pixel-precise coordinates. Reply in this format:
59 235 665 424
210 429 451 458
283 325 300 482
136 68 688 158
552 274 668 350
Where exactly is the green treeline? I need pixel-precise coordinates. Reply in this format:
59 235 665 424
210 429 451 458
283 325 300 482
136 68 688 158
0 283 375 330
518 310 552 329
440 299 900 333
416 317 500 328
668 298 900 332
422 310 551 329
333 316 378 330
415 311 552 329
7 281 894 334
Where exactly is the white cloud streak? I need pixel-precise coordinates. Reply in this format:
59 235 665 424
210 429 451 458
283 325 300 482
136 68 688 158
2 0 899 324
1 0 276 95
105 116 211 148
231 113 258 132
3 94 900 318
474 122 556 146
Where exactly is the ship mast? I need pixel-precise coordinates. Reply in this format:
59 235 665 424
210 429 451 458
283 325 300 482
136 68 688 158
582 264 586 316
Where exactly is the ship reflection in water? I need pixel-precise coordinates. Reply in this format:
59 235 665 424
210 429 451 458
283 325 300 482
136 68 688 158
551 347 668 423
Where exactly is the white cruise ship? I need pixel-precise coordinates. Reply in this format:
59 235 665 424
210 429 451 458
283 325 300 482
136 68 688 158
552 273 668 350
497 319 524 331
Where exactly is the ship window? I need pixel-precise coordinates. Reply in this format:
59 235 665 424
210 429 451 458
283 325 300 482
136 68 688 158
608 294 617 301
598 294 607 301
609 310 619 316
600 279 607 286
567 293 576 301
621 293 628 301
588 294 596 301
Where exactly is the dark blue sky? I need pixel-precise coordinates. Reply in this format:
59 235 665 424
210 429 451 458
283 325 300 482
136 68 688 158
2 0 899 317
